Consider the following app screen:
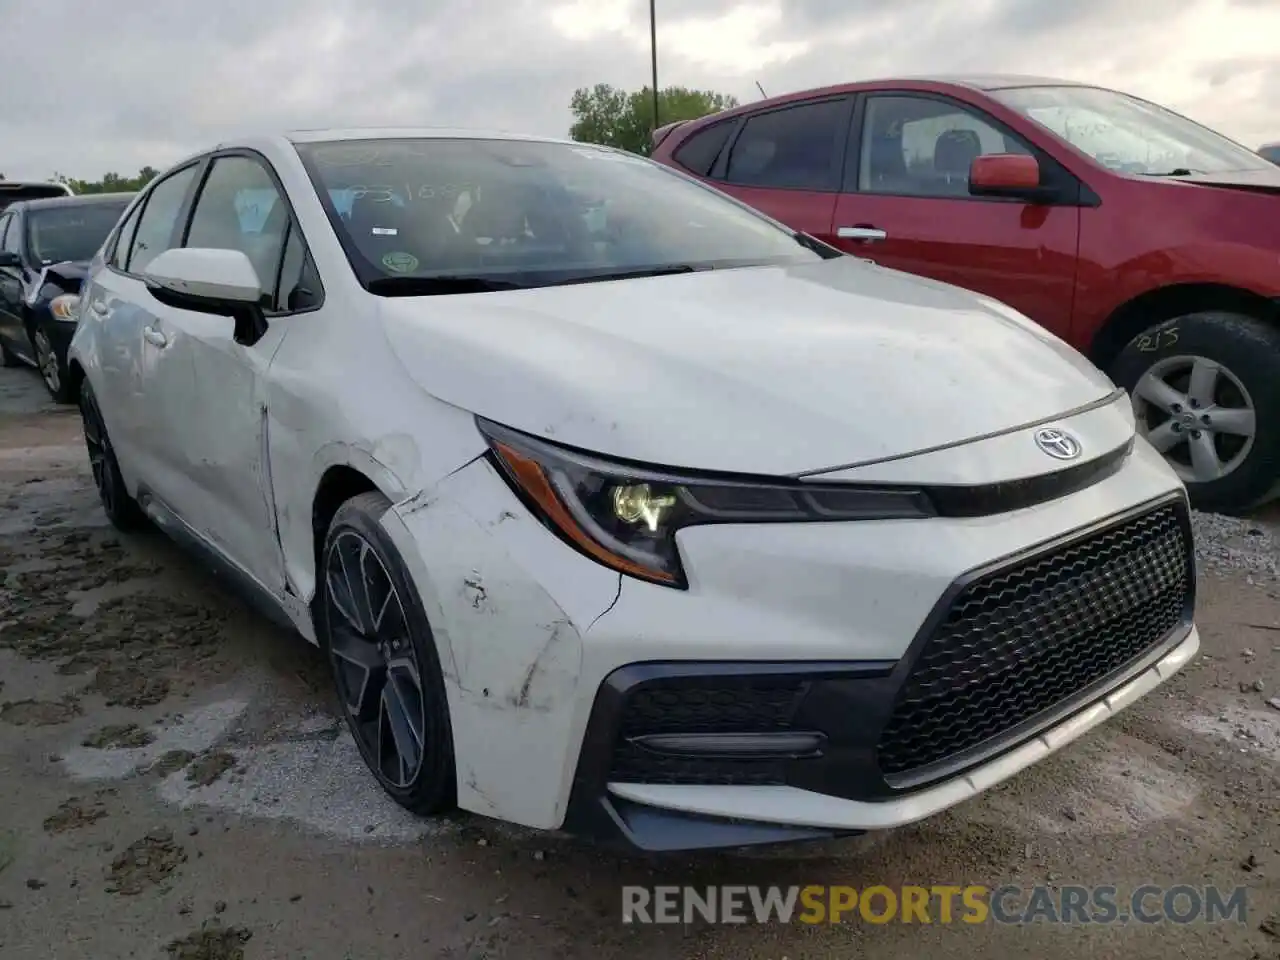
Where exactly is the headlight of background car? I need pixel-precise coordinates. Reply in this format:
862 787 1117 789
50 294 81 321
478 418 935 588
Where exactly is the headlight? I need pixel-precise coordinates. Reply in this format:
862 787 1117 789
50 294 80 321
478 419 935 588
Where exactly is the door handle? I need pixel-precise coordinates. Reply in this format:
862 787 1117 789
142 326 169 348
837 225 888 242
88 299 108 316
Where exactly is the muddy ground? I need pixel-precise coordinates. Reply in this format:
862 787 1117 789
0 364 1277 960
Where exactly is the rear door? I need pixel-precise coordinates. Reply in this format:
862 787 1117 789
82 162 204 483
830 92 1082 338
675 96 853 246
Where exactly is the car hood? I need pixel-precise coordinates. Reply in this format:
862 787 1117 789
36 260 89 294
379 258 1118 475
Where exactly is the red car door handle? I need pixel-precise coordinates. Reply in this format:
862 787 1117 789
837 225 888 242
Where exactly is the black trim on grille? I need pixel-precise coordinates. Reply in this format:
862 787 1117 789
924 438 1133 518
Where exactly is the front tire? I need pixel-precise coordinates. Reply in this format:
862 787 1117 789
318 491 457 815
79 380 146 530
1109 311 1280 513
32 322 76 404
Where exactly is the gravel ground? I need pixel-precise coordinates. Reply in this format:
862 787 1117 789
0 365 1277 960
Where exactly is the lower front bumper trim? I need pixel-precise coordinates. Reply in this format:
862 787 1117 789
607 625 1199 832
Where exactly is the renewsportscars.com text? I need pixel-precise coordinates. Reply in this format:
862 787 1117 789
621 884 1250 926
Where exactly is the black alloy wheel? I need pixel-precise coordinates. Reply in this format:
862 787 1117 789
319 492 456 813
79 380 145 529
32 322 75 403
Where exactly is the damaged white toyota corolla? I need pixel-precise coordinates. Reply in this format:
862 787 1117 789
67 130 1199 852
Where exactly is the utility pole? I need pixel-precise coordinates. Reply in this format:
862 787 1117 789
649 0 660 131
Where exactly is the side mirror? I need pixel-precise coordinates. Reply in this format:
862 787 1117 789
0 251 21 269
143 248 269 345
969 154 1052 202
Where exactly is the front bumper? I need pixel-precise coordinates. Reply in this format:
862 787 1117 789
560 491 1197 851
382 425 1195 848
567 625 1197 850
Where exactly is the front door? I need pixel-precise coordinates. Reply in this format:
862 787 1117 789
138 152 298 592
830 93 1081 339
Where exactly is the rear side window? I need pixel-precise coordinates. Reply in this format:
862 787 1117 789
673 121 735 176
127 164 200 274
723 99 846 191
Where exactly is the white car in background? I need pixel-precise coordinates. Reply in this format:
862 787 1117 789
66 129 1198 852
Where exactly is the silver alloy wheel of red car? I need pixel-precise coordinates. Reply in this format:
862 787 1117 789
1131 353 1257 485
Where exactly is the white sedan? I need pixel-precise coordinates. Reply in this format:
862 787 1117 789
67 129 1198 852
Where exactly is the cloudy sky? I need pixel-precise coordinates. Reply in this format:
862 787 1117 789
2 0 1277 180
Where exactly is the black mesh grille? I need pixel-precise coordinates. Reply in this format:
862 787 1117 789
608 680 806 785
877 501 1192 778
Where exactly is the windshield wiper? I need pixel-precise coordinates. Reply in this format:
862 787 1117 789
1140 168 1201 177
551 264 704 286
366 275 528 296
793 231 843 259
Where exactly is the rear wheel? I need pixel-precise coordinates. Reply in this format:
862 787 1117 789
1109 311 1280 513
318 491 457 815
79 380 146 530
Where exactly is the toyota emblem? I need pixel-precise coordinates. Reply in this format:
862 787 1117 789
1034 427 1082 461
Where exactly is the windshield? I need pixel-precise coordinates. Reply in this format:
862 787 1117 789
294 137 824 291
27 202 130 264
991 85 1272 176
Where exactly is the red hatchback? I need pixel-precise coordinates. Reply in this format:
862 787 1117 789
651 75 1280 512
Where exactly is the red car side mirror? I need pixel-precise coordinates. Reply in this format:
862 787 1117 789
969 154 1043 199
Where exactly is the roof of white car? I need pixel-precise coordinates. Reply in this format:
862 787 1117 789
170 127 592 171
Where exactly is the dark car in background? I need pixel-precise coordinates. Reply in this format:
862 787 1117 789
651 75 1280 513
0 192 133 402
0 180 74 212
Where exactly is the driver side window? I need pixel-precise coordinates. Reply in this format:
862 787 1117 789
858 95 1034 198
184 155 320 313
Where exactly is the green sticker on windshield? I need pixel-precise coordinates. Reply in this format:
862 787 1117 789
382 251 419 273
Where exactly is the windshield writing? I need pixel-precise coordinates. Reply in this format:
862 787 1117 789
992 86 1270 176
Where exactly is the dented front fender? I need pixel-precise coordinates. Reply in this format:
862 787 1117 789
377 456 620 829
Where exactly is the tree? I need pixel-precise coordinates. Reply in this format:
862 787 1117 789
569 83 739 155
54 167 160 195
